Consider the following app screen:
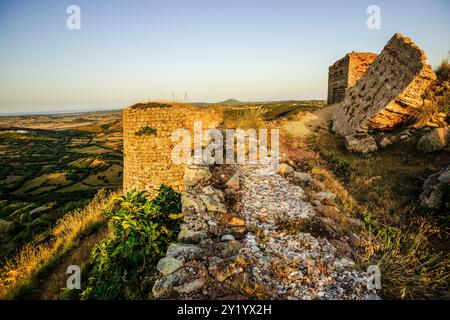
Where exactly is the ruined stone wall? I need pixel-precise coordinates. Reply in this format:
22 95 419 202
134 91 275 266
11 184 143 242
347 53 379 87
331 33 437 136
327 55 349 105
123 102 223 195
327 52 378 105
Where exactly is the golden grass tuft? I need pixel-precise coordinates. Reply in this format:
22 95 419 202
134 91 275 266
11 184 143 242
234 105 269 130
0 189 119 299
359 219 449 299
307 129 450 299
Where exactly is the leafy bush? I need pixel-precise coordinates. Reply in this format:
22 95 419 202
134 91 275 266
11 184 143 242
81 185 183 300
135 126 157 137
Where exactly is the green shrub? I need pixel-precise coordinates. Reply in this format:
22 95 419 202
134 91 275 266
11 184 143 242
130 102 172 110
81 185 183 300
135 126 157 137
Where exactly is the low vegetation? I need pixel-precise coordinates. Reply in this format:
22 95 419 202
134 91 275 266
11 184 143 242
135 126 157 137
81 186 183 300
0 119 123 261
0 189 118 299
308 129 450 299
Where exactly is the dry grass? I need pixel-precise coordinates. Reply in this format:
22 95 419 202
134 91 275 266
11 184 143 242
412 88 442 127
235 273 269 299
307 129 450 299
233 105 269 130
0 189 119 299
359 219 449 299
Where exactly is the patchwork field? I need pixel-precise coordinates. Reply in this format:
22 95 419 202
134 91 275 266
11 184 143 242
0 111 123 260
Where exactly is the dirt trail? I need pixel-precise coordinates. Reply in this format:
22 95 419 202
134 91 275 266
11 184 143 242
282 105 336 138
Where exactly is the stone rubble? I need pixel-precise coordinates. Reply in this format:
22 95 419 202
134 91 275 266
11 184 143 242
344 134 378 154
420 166 450 210
416 127 449 153
152 163 375 300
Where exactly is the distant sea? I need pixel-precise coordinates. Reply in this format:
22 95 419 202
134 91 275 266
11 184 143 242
0 106 123 117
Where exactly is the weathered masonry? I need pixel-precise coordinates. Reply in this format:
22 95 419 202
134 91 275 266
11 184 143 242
327 52 378 105
123 102 223 195
331 33 436 136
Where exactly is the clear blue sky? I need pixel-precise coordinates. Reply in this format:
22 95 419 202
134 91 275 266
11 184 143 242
0 0 449 113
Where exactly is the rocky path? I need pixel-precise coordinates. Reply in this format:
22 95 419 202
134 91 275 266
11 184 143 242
237 165 369 299
152 164 373 300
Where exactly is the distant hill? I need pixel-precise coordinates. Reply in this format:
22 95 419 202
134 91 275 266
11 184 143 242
191 99 326 108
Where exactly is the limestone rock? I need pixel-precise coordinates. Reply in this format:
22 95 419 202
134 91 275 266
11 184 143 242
201 185 215 195
344 134 378 153
166 243 203 261
277 163 294 176
173 277 206 294
152 273 178 298
199 194 227 213
378 136 393 148
225 174 240 191
293 172 312 185
331 33 437 135
316 205 341 221
218 240 242 259
178 226 207 244
181 192 206 215
157 257 184 275
184 166 212 187
221 234 235 241
420 166 450 209
313 192 336 201
208 257 231 282
416 127 449 153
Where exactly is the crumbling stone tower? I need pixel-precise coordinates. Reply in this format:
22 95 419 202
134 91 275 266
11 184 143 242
327 52 378 104
331 33 437 135
123 102 223 195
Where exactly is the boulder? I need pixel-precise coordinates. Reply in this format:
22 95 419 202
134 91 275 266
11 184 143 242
313 192 336 201
218 240 242 259
173 277 206 294
331 33 436 135
152 274 178 298
184 165 212 186
221 234 235 242
416 127 449 153
208 256 231 283
225 174 240 191
199 194 227 213
420 166 450 210
178 226 207 244
277 163 294 176
157 257 184 275
378 136 393 148
344 134 378 153
293 172 313 186
166 243 203 261
181 192 206 215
